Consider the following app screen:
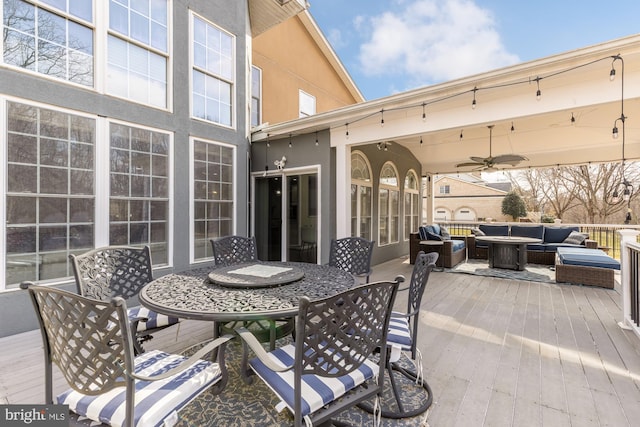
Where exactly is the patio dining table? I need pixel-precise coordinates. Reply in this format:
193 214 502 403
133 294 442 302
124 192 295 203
139 261 357 380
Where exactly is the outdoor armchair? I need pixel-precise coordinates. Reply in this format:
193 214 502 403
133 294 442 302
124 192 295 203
21 282 232 427
238 277 402 427
69 245 179 355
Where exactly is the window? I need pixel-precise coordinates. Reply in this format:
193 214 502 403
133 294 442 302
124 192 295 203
439 184 450 194
299 90 315 118
404 170 420 240
107 0 168 108
379 162 399 245
350 151 372 240
251 66 261 127
109 123 170 264
5 101 95 287
3 0 94 86
191 14 234 127
192 139 234 261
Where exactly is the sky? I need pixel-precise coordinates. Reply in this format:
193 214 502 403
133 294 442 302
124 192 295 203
309 0 640 101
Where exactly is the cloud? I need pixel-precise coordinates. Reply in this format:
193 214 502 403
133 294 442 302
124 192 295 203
357 0 520 86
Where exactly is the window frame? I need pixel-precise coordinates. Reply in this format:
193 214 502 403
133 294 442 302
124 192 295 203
189 136 237 264
378 161 400 246
403 169 420 241
350 151 372 240
189 11 235 129
250 65 262 127
299 89 316 118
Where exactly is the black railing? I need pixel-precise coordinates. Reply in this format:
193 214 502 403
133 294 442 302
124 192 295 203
630 244 640 327
435 221 640 260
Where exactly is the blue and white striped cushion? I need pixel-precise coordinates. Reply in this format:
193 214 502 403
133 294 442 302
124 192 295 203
57 350 221 427
387 312 412 351
249 343 378 417
128 307 179 332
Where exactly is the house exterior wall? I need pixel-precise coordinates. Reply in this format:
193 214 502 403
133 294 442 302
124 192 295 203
434 176 509 222
252 14 361 124
0 0 251 337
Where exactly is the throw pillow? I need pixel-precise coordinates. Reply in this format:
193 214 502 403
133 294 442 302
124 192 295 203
471 227 485 236
563 231 588 245
426 231 443 241
440 226 451 240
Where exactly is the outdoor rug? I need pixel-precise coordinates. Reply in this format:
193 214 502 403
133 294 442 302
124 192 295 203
447 259 556 283
176 338 432 427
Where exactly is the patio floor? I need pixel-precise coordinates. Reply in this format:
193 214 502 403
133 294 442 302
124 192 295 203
2 256 640 426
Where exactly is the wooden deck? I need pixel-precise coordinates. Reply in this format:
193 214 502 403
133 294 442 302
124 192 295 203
2 256 640 426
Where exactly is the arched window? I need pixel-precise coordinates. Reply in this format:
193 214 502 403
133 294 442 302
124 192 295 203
404 170 420 240
351 151 372 240
379 162 399 245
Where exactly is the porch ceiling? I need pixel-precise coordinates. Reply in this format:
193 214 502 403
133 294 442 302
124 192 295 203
253 34 640 175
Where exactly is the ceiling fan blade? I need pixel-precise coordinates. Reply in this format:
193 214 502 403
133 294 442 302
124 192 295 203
469 156 487 163
456 161 484 168
492 154 528 166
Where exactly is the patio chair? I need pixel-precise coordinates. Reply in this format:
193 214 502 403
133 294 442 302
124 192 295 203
328 236 375 283
210 235 295 350
238 277 402 427
211 235 258 266
360 250 437 418
69 245 180 355
21 282 232 427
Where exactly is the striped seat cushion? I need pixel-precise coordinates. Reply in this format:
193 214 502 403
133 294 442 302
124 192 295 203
387 312 412 351
57 350 221 427
128 307 179 332
249 343 377 417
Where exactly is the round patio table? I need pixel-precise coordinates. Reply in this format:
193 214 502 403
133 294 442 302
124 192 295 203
139 261 357 322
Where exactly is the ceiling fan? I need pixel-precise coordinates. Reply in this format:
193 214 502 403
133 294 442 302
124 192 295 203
455 125 528 171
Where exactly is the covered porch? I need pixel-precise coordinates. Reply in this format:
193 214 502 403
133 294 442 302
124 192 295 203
4 256 640 426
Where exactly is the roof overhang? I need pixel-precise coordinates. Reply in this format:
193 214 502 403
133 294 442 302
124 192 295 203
249 0 308 37
252 34 640 175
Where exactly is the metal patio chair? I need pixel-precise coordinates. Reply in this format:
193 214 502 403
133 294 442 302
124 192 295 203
210 235 295 350
328 236 375 283
360 250 437 418
238 277 403 427
69 245 180 355
21 282 232 427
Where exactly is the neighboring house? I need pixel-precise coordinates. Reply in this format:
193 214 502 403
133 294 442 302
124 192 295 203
432 175 511 222
0 0 306 337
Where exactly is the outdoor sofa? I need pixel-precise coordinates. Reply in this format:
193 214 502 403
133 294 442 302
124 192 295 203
467 223 598 265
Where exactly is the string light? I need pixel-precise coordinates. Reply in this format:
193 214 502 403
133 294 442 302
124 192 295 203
535 77 542 100
571 113 576 124
315 131 319 146
288 133 292 148
422 103 426 122
471 87 477 109
420 136 423 146
510 122 515 132
345 123 349 139
266 134 270 147
380 109 384 127
459 130 463 140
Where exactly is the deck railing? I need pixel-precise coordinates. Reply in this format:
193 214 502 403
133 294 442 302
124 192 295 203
620 231 640 339
438 221 640 260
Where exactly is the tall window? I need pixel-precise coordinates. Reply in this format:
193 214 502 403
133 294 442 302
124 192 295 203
107 0 168 108
192 139 234 261
404 170 420 240
109 123 170 264
3 0 94 86
191 14 234 127
5 101 95 287
299 90 315 118
350 151 372 240
251 65 261 127
379 162 399 245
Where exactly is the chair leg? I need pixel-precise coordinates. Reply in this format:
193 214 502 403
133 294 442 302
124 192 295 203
358 359 433 419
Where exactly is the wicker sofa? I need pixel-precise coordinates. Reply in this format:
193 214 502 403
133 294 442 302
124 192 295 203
467 224 598 265
409 225 466 268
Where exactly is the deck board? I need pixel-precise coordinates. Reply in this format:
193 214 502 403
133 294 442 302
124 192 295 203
2 256 640 427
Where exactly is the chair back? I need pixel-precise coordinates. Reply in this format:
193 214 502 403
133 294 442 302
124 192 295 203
70 246 153 301
21 283 135 403
293 277 401 419
328 237 374 279
211 235 258 266
406 251 438 358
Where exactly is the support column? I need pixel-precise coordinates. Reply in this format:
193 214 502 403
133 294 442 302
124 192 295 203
617 229 640 330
